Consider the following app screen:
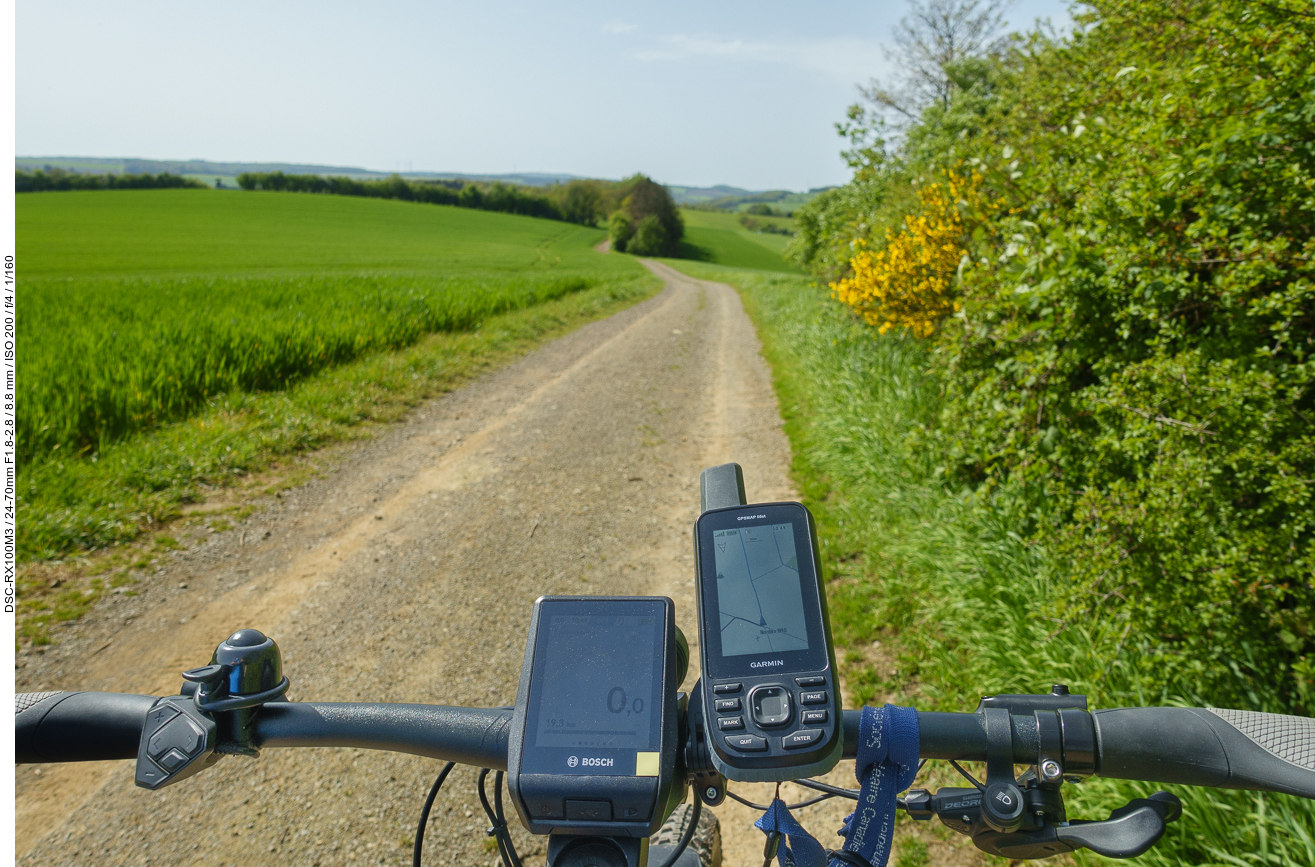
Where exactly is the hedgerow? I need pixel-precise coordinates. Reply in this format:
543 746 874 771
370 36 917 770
17 168 205 192
797 0 1315 715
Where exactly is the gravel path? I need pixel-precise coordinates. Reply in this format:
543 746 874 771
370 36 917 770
15 261 852 867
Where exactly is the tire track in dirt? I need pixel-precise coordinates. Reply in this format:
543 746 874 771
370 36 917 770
14 261 815 867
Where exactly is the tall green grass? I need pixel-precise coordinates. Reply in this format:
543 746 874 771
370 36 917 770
23 271 592 461
17 189 640 461
670 261 1315 866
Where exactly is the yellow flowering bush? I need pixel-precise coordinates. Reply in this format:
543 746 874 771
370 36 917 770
830 171 980 337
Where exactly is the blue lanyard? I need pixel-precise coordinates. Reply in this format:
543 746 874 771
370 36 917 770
755 704 920 867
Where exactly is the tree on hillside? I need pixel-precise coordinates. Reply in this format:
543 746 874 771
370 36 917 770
839 0 1012 169
607 175 683 256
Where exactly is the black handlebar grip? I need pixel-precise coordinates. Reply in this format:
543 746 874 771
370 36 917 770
1094 707 1315 799
252 702 514 770
16 692 156 763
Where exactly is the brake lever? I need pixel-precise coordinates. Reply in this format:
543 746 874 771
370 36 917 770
905 786 1182 860
1055 792 1182 858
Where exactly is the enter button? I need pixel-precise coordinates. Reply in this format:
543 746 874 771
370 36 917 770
782 729 823 750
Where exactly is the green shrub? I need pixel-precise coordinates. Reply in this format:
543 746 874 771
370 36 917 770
931 0 1315 714
626 215 670 256
608 211 634 252
619 176 683 255
800 0 1315 715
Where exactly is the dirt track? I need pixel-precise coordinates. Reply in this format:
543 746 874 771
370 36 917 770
14 261 867 867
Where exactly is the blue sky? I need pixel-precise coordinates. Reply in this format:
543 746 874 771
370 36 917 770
18 1 1072 191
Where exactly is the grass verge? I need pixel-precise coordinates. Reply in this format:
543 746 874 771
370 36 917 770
667 261 1315 866
18 272 661 644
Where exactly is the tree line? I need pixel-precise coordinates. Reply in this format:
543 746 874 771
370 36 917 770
15 162 687 256
17 168 206 192
238 171 685 254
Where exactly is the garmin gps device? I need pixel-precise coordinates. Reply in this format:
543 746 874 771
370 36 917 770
507 596 682 839
693 502 842 782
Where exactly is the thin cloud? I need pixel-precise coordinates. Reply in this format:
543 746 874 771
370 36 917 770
633 32 889 84
603 19 638 34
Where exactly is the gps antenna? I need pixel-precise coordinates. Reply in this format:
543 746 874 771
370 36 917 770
700 463 748 513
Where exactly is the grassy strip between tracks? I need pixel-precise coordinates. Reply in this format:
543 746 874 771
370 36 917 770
667 261 1315 867
17 272 661 645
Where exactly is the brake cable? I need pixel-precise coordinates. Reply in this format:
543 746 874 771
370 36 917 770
413 761 456 867
478 768 523 867
947 759 985 791
654 785 703 867
726 788 838 811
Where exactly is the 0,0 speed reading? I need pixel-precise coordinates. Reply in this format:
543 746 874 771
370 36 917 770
606 688 644 716
531 613 660 751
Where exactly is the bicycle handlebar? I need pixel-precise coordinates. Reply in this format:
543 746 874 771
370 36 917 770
1094 707 1315 799
16 691 156 764
17 692 1315 799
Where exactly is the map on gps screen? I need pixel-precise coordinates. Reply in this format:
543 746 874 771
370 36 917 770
712 524 809 657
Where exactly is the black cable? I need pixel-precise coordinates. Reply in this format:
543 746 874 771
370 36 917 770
948 760 985 791
413 761 456 867
726 789 774 811
760 785 781 867
655 786 702 867
493 771 523 867
724 785 839 811
791 779 861 801
477 768 522 867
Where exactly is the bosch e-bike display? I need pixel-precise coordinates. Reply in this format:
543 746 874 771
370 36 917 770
693 501 842 782
507 596 683 839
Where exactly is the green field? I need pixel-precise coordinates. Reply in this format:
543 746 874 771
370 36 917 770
18 190 654 562
19 190 640 461
676 208 800 271
19 188 611 277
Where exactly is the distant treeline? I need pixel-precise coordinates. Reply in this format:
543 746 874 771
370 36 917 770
17 168 206 193
236 172 685 252
237 172 612 226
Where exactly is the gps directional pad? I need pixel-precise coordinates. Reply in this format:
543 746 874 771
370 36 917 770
749 685 793 727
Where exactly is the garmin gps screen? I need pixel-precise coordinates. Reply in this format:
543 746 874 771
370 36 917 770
520 600 665 775
711 524 810 657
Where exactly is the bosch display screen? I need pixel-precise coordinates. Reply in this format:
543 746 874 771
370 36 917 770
520 599 666 776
